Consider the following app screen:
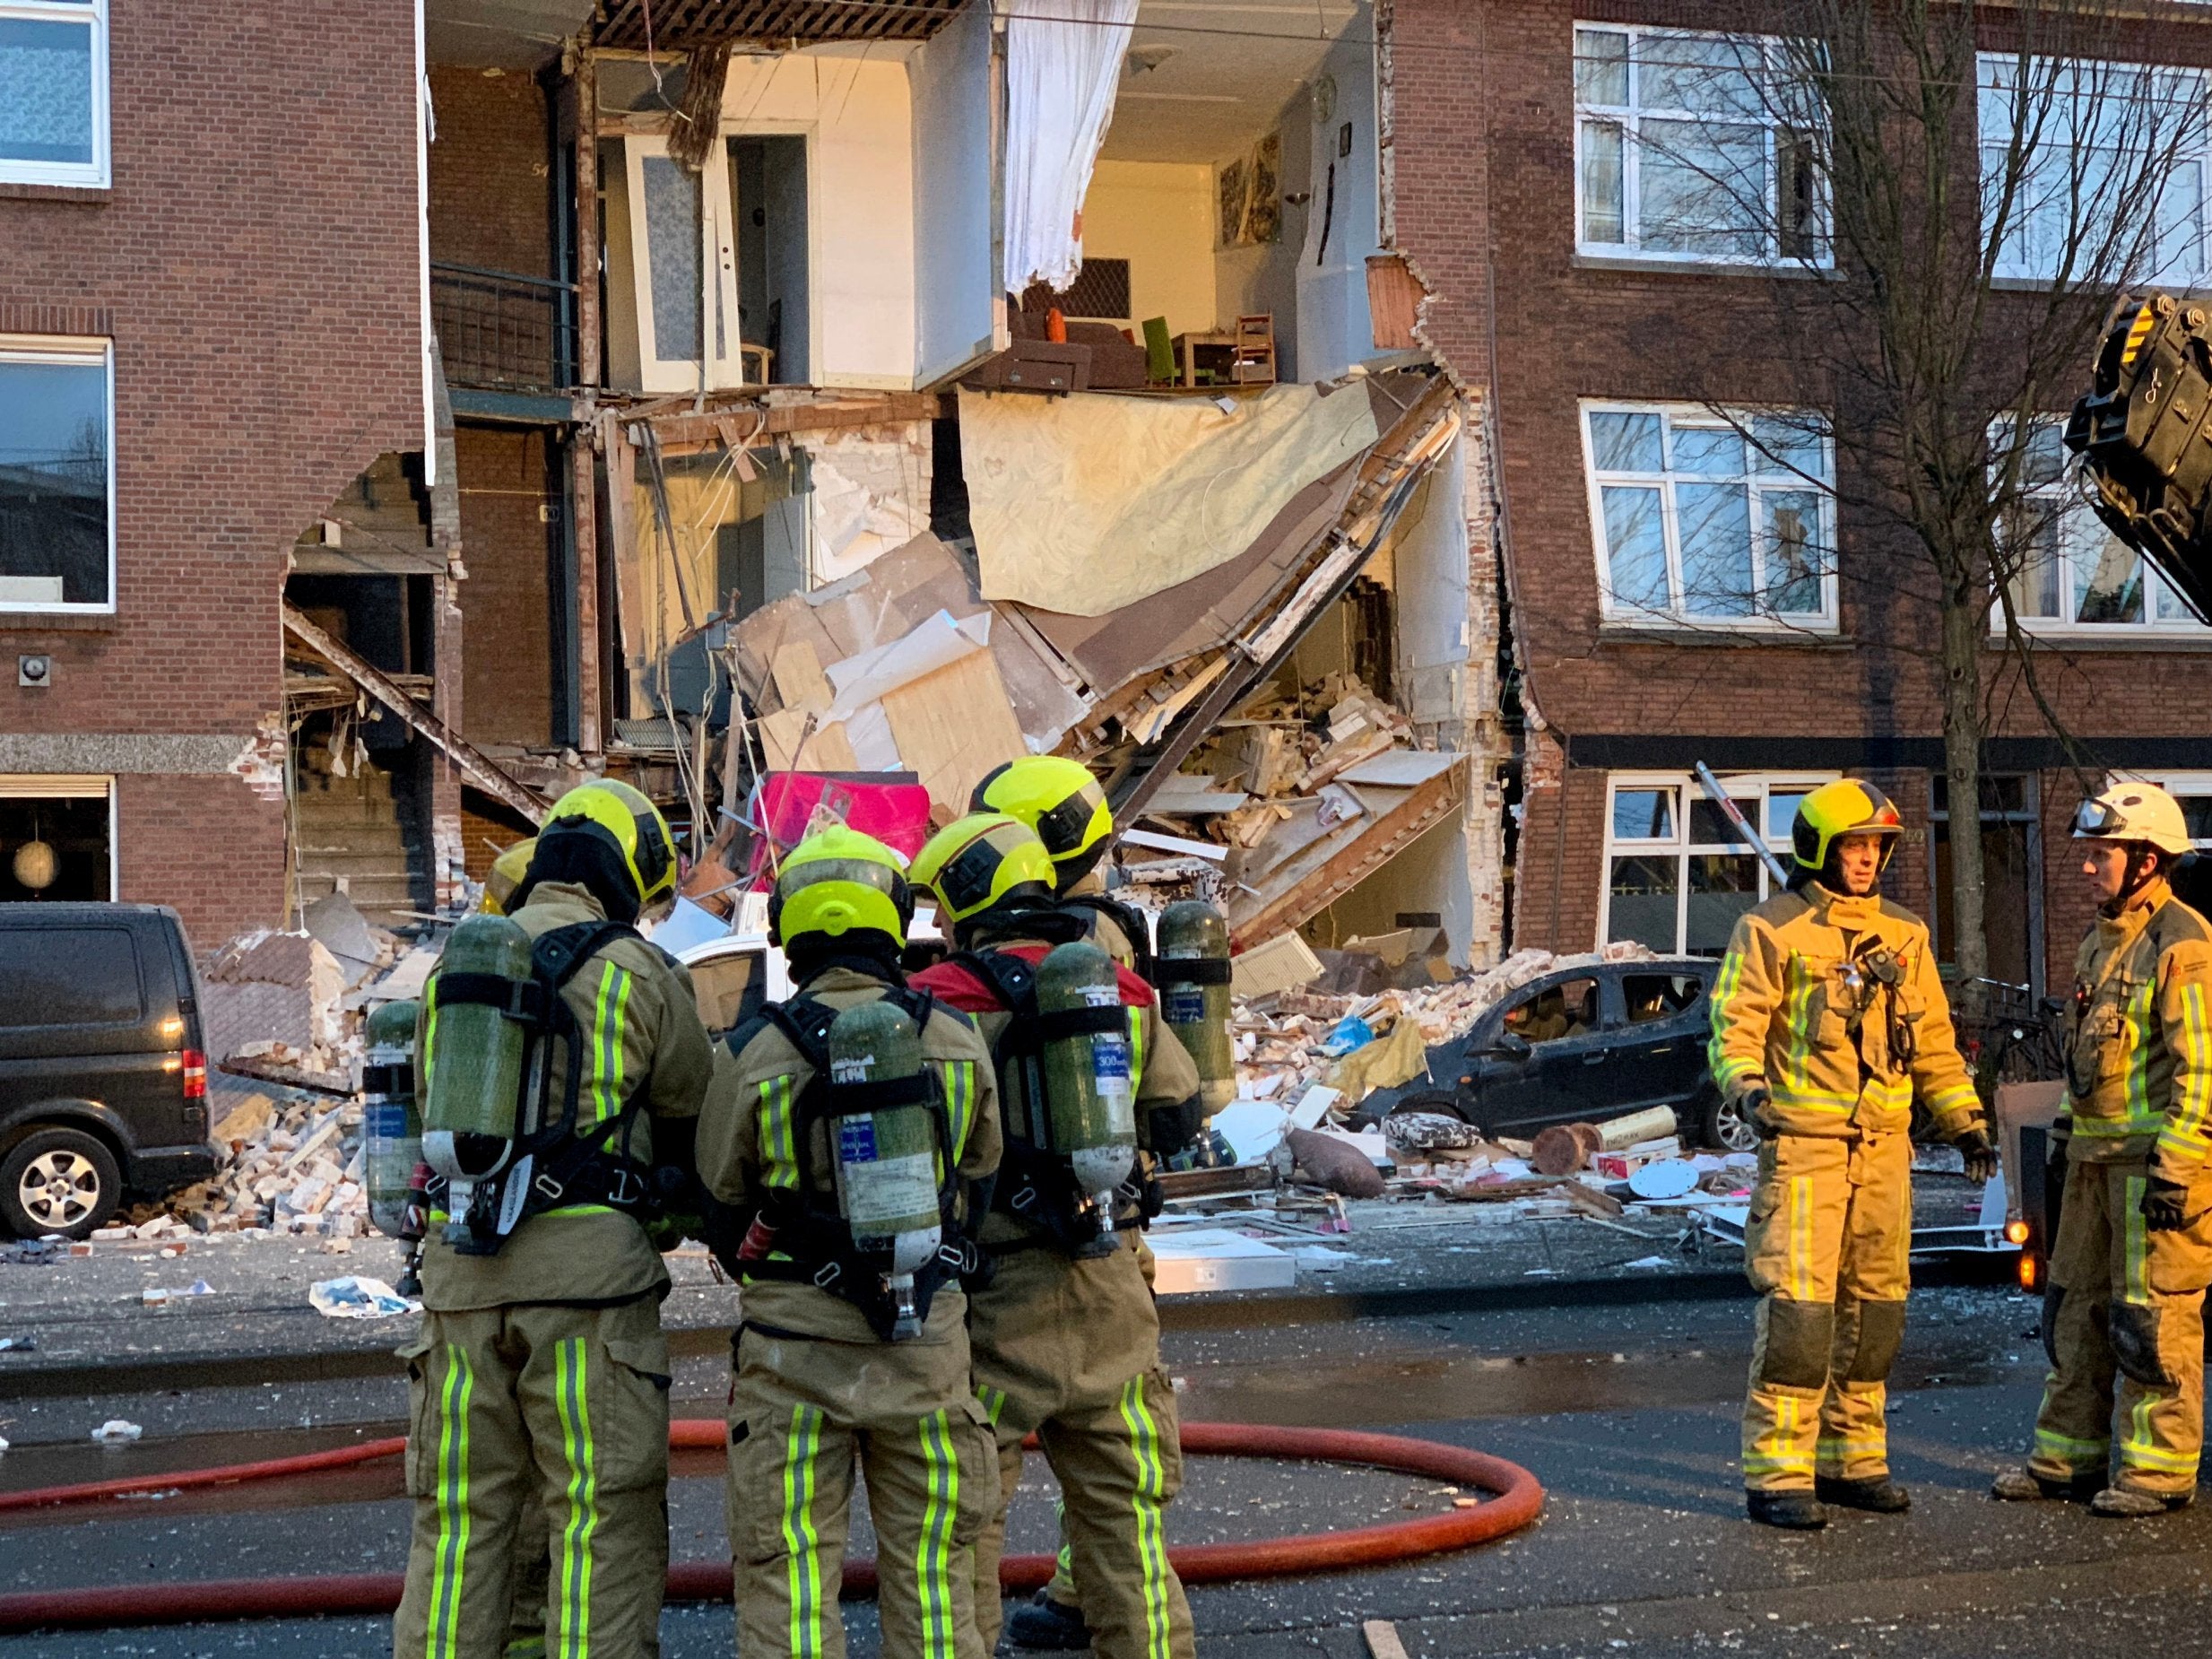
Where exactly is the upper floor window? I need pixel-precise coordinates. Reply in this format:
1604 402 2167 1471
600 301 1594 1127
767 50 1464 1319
0 0 108 188
0 337 113 613
1999 418 2205 635
1574 23 1823 265
1979 53 2212 286
1604 773 1835 956
1582 402 1836 631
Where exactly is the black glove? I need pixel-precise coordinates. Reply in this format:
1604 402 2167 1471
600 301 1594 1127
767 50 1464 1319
1952 1127 1997 1185
2143 1172 2196 1233
1740 1086 1779 1139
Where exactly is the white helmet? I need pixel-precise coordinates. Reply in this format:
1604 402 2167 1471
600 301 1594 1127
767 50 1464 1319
2073 781 2194 858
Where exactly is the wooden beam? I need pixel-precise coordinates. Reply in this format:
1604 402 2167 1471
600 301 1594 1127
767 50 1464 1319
624 393 946 450
282 605 551 826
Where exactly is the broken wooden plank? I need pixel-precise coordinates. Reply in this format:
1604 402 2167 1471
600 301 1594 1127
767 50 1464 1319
880 647 1027 818
282 605 549 824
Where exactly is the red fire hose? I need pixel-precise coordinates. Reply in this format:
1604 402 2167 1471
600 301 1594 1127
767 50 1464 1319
0 1419 1543 1633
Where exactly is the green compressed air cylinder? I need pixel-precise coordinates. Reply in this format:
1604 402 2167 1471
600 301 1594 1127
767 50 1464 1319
828 999 941 1340
1036 940 1137 1231
421 913 534 1180
362 998 421 1240
1156 900 1236 1115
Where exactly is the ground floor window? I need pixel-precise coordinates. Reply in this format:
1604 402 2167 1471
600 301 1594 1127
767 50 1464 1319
0 776 113 901
1602 771 1836 956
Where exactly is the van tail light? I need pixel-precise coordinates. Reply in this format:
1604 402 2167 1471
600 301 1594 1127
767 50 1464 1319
2018 1250 2040 1291
181 1048 207 1101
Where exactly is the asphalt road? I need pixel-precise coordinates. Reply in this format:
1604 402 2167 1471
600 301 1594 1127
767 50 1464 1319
1 1286 2204 1657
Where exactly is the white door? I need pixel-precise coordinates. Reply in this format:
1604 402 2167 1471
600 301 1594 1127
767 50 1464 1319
625 135 742 393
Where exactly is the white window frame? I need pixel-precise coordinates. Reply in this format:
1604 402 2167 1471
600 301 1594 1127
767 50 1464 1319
1573 22 1827 268
0 334 115 615
2143 773 2212 854
0 773 117 900
1600 771 1839 956
0 0 108 189
1992 414 2208 638
623 134 744 395
1977 51 2212 289
1581 400 1838 632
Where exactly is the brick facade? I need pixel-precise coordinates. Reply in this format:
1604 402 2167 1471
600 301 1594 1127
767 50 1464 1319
0 0 423 951
1389 0 2212 995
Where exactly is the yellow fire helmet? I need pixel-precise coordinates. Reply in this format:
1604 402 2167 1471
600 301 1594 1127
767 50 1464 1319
910 812 1058 925
2074 780 2194 857
971 755 1113 891
768 827 914 949
480 838 537 916
539 778 679 908
1791 779 1904 874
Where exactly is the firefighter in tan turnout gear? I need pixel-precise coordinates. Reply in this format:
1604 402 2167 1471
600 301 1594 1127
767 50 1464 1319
394 780 714 1659
1708 779 1991 1531
1993 782 2212 1517
908 814 1203 1659
698 827 1002 1659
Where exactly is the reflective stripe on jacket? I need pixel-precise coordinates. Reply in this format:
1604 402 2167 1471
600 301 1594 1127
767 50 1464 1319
1707 884 1981 1140
2062 877 2212 1176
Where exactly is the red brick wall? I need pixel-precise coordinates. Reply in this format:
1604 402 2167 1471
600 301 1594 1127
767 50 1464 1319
0 0 424 949
427 69 553 277
1393 0 2212 975
455 424 555 749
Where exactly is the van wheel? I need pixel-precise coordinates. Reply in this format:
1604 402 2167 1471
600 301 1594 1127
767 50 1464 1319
0 1129 121 1239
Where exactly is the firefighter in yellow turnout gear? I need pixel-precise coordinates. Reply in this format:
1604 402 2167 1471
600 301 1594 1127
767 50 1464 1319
1709 780 1989 1530
1993 782 2212 1517
909 814 1202 1659
394 781 713 1659
698 828 1002 1659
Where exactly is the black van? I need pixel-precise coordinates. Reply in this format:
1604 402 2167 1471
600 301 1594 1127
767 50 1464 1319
0 904 218 1238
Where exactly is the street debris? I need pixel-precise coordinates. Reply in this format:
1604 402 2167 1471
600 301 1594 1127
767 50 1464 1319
141 1281 213 1307
92 1420 143 1445
309 1276 416 1319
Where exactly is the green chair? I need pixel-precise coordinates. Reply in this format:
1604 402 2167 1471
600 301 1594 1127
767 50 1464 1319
1142 316 1175 385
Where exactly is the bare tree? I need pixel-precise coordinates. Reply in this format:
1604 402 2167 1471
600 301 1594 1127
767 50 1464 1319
1578 2 2207 995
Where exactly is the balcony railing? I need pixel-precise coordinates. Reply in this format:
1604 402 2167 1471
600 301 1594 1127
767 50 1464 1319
430 262 578 392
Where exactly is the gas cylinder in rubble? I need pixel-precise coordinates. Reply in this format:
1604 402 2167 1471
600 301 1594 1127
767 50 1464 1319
362 998 422 1240
421 913 536 1240
1155 900 1236 1116
827 999 942 1340
1035 939 1138 1234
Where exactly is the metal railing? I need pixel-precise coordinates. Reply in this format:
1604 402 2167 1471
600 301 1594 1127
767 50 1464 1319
429 262 577 392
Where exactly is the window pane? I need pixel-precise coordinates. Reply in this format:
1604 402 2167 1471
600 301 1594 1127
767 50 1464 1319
2156 574 2199 622
1590 411 1662 472
2181 795 2212 844
1608 855 1680 951
0 18 93 169
2155 158 2204 287
0 928 141 1028
1670 426 1743 475
1575 28 1628 105
1503 977 1600 1044
2074 530 2143 624
1686 853 1759 955
1749 415 1827 479
1763 488 1825 612
1767 791 1809 841
1580 120 1626 243
2017 421 2067 487
2003 504 2062 619
1690 796 1758 847
0 357 108 607
1637 33 1764 120
1638 119 1767 256
1612 786 1676 841
642 155 703 363
1600 485 1670 610
1624 973 1700 1021
1678 482 1755 616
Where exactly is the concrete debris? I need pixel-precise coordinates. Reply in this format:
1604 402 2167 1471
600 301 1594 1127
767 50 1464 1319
178 1086 371 1238
92 1420 143 1444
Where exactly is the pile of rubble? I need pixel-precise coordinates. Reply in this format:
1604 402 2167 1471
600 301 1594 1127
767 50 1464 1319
118 1090 372 1243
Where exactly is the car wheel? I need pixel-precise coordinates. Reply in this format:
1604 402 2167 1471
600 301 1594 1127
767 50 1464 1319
0 1128 122 1240
1700 1088 1761 1155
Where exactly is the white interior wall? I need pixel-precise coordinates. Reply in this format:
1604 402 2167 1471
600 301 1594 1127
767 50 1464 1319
1295 29 1381 381
720 51 917 388
1392 436 1470 728
1075 161 1218 334
910 4 995 383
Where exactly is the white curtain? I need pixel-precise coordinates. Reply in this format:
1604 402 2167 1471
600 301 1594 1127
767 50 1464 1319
1002 0 1140 295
